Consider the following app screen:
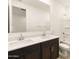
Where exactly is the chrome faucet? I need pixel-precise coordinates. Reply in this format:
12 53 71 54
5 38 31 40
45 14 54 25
19 33 24 40
42 31 46 36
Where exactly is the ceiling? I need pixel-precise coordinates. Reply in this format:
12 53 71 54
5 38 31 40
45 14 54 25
12 0 69 10
13 0 50 11
55 0 69 8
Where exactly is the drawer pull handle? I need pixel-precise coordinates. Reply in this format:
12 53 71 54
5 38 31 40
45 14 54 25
8 55 19 58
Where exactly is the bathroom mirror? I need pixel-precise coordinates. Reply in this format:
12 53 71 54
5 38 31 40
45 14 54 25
8 0 50 33
8 6 26 33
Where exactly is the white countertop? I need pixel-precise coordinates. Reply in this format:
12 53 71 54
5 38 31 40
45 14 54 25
8 35 59 51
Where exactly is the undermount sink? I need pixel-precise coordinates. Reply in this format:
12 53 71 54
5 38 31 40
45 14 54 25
8 38 34 46
8 38 34 51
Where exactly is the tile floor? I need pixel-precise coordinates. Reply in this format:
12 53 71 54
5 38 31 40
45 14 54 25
58 55 70 59
58 57 69 59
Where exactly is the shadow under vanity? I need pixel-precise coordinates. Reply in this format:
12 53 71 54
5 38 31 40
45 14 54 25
8 35 59 59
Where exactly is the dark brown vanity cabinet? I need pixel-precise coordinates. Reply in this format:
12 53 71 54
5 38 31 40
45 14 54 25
8 38 59 59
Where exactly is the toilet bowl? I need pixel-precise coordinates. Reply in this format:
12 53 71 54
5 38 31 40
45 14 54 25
59 41 70 58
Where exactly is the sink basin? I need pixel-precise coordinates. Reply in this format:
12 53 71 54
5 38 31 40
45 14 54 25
8 38 34 47
8 38 34 51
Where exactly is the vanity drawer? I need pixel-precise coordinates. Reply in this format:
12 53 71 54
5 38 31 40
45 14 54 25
41 41 50 47
50 38 59 46
41 38 59 47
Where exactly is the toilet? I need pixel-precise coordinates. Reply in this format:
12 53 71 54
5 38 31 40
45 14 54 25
59 40 70 59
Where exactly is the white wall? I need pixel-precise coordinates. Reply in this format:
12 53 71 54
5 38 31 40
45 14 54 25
50 0 70 41
10 0 50 32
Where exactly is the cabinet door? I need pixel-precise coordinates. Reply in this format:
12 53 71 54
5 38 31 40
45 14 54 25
24 44 40 59
41 38 59 59
24 50 40 59
41 41 51 59
50 38 59 59
42 46 50 59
